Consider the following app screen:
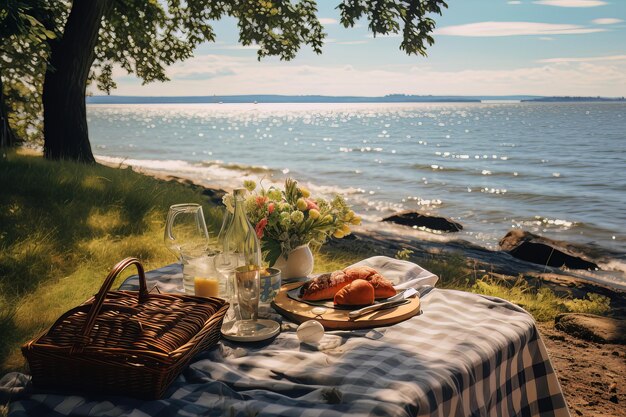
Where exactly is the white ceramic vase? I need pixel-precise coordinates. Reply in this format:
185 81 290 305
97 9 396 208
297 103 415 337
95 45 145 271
273 244 314 280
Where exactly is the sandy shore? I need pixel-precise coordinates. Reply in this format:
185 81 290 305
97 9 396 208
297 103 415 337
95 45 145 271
101 158 625 416
539 322 625 417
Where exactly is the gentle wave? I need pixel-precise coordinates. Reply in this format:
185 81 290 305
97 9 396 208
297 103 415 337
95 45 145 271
95 155 272 191
410 163 466 173
96 154 369 199
96 156 199 173
199 160 278 175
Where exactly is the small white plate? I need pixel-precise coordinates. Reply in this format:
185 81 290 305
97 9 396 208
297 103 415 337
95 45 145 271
221 319 280 342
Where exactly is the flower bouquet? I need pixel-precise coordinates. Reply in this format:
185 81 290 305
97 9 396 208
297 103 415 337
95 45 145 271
223 178 361 267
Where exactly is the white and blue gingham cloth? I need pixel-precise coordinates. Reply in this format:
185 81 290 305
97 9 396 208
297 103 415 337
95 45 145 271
1 257 570 417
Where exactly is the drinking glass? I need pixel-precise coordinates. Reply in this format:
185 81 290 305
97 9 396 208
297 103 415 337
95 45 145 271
214 251 237 299
235 265 261 334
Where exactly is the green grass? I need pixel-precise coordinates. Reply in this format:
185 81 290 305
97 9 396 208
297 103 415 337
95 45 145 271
0 150 222 372
0 150 611 374
469 276 610 322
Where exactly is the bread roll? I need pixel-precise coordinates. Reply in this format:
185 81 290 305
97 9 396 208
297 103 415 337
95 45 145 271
299 271 354 301
342 266 378 280
299 266 396 301
334 279 375 306
368 275 397 299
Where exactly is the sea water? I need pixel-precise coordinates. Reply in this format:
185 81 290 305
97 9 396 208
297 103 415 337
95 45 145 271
87 102 626 286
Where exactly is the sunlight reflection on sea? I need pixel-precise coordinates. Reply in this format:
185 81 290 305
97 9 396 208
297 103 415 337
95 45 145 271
89 102 626 284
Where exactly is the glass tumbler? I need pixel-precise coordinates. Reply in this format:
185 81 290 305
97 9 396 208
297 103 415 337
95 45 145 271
235 265 261 334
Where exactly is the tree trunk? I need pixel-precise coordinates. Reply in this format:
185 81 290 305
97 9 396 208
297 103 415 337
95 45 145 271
0 75 18 149
43 0 111 163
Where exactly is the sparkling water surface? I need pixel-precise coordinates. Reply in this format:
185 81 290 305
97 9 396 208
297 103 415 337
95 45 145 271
88 102 626 284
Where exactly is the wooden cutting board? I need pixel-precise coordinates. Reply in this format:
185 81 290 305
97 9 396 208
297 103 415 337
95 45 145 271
271 282 421 330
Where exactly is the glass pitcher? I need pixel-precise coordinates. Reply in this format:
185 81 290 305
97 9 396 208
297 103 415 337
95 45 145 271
164 203 209 293
164 203 209 262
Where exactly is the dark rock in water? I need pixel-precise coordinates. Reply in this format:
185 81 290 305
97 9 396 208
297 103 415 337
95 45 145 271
499 230 599 270
382 211 463 233
555 313 626 344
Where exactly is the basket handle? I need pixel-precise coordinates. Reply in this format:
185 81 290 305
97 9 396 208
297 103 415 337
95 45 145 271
72 257 148 353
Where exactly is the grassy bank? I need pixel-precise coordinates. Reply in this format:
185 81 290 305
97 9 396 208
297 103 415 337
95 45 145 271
0 150 610 374
0 150 222 371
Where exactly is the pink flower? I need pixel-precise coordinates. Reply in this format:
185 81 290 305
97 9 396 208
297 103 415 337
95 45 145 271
268 202 275 214
255 217 268 239
306 199 319 211
256 196 269 208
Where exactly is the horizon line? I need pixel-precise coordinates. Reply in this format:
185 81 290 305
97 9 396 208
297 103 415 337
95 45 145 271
85 94 626 104
86 93 626 98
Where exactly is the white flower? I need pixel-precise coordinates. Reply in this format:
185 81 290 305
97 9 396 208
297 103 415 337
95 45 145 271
290 210 304 224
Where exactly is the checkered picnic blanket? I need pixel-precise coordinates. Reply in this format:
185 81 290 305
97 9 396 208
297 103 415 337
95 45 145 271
1 257 570 417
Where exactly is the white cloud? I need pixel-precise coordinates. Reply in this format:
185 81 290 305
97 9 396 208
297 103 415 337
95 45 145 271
592 18 624 24
538 54 626 63
109 52 626 97
435 21 605 36
335 40 369 45
539 37 555 40
319 18 338 25
323 39 370 45
163 54 248 82
508 1 522 4
533 0 607 7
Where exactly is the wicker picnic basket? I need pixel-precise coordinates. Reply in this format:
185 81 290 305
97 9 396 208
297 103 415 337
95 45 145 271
22 257 229 399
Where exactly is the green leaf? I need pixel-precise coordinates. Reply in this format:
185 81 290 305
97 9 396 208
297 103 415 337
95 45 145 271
262 238 282 267
41 29 56 39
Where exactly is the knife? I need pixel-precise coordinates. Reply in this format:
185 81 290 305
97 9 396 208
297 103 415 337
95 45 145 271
348 287 418 319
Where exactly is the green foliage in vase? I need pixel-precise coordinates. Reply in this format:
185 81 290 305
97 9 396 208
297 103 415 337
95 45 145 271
224 178 361 267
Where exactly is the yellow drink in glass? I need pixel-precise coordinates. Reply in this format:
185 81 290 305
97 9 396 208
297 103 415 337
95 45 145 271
194 277 220 297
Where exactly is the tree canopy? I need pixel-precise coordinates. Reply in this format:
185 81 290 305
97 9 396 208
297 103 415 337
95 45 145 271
0 0 58 146
90 0 326 93
92 0 446 93
1 0 448 160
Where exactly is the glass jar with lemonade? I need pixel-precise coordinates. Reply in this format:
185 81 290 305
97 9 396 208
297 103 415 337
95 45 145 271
194 275 220 298
182 252 224 298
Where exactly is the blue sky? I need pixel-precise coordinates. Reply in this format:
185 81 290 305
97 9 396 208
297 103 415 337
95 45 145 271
110 0 626 96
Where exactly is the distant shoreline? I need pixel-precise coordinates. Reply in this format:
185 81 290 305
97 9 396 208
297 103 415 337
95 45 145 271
86 94 626 105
